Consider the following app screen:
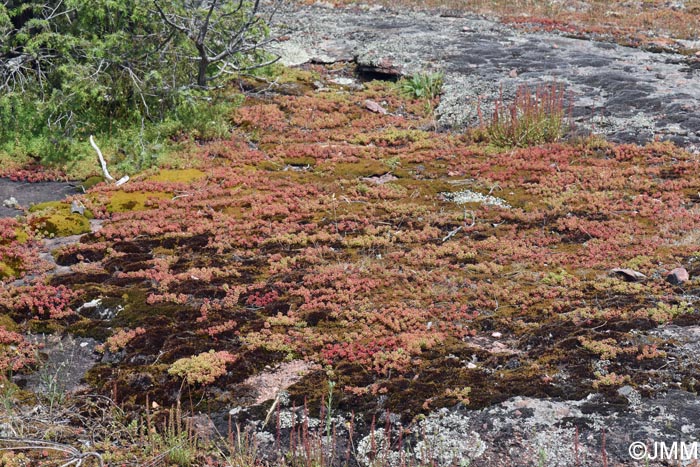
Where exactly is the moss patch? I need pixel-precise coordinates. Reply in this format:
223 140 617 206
0 261 19 280
106 191 171 213
28 201 92 237
0 314 18 332
13 228 29 244
145 168 206 183
81 176 105 191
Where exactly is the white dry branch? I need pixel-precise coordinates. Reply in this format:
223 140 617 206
89 135 129 186
0 438 104 467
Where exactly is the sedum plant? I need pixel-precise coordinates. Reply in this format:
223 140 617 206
168 350 237 385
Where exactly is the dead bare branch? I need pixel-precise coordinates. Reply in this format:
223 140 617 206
0 438 104 467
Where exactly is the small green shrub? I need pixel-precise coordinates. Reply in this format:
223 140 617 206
399 71 444 100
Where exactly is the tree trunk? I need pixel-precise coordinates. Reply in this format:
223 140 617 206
197 57 209 87
196 43 209 87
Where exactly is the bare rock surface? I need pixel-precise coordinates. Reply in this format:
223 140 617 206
0 178 79 218
17 334 99 396
666 267 690 285
412 390 700 467
270 3 700 149
240 360 321 405
229 389 700 467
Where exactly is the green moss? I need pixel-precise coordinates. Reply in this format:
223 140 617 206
260 64 320 85
351 129 430 146
0 314 18 332
29 201 93 237
0 261 19 279
106 191 171 213
28 201 63 214
14 228 29 244
27 319 64 334
283 156 317 167
42 213 91 237
29 200 94 219
146 168 206 183
81 176 105 191
331 160 402 179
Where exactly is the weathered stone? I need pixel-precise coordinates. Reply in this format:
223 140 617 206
70 200 85 215
364 99 387 114
2 197 19 209
360 173 397 184
610 267 647 282
246 390 700 467
665 267 689 285
356 55 402 77
0 179 79 219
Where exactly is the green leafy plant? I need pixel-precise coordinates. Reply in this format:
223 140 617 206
486 83 571 147
399 71 444 100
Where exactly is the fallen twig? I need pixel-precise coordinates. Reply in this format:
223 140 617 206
89 135 129 186
0 438 104 467
442 225 463 242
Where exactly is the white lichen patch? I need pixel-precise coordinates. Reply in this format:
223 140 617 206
355 411 487 467
440 190 511 209
356 428 406 467
414 409 487 467
277 410 321 430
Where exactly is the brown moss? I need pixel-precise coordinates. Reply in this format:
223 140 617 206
0 314 18 332
27 319 64 335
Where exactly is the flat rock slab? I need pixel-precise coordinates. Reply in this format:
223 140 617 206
0 178 79 218
400 390 700 467
240 389 700 467
270 4 700 149
15 334 99 396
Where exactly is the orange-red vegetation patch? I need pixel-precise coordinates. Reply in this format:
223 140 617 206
3 64 700 419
